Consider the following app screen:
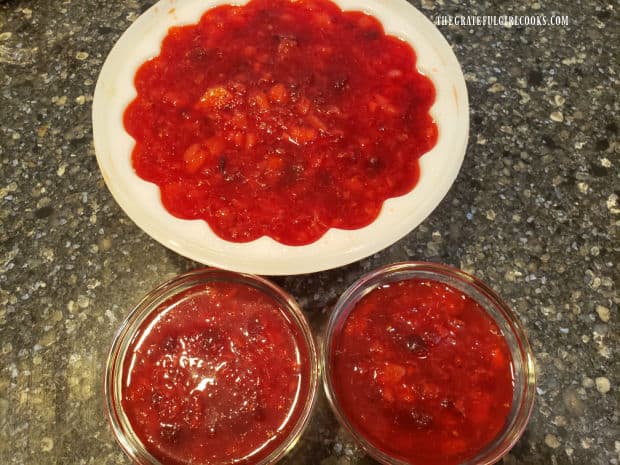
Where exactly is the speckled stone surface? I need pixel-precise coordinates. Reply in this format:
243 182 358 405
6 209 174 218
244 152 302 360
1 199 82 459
0 0 618 464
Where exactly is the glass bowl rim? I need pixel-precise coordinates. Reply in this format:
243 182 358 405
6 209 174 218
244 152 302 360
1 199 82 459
321 261 536 465
104 267 320 465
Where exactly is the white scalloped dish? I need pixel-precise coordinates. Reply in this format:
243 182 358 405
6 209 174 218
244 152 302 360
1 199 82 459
92 0 468 275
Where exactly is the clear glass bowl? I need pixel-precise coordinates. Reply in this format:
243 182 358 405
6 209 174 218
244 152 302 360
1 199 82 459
104 268 319 465
322 262 536 465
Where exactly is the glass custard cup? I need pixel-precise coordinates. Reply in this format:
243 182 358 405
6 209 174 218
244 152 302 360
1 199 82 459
104 269 319 465
322 262 536 465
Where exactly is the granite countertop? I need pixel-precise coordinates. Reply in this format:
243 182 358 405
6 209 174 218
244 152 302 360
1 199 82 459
0 0 617 464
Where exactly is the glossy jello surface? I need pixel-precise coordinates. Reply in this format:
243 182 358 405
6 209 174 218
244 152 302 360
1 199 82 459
121 281 311 465
330 279 514 465
124 0 437 245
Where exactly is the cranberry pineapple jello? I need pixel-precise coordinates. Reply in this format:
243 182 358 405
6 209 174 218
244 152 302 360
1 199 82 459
323 263 536 465
124 0 437 245
105 270 318 465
